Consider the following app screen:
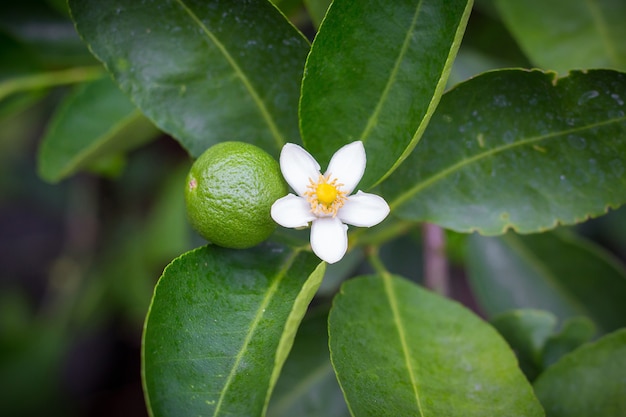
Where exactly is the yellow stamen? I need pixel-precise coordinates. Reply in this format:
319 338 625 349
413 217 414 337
304 174 347 217
316 183 338 205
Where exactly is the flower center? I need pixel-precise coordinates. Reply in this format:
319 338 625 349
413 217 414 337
305 174 346 217
316 182 338 205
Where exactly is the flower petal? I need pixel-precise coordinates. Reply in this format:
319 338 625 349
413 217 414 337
271 194 316 228
338 191 390 227
280 143 321 196
310 217 348 264
325 141 366 194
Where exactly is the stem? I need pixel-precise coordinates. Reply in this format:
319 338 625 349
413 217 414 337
422 223 449 295
348 218 414 250
0 66 104 101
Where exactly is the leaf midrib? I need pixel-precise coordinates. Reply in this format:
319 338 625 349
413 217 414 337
358 0 424 143
50 109 147 181
382 273 425 416
371 0 473 188
212 250 300 417
390 114 626 210
173 0 285 150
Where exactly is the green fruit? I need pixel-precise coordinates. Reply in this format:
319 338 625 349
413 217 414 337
184 141 287 249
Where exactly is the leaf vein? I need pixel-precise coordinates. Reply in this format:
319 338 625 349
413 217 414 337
390 114 626 210
382 272 425 416
358 0 424 143
173 0 285 149
374 0 473 188
211 250 299 416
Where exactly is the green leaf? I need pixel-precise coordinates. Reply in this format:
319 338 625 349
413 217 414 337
541 317 595 369
495 0 626 74
490 311 597 382
142 243 325 417
69 0 310 157
491 309 557 382
267 308 349 417
533 329 626 417
466 230 626 334
37 77 159 183
300 0 473 188
329 274 544 417
384 69 626 234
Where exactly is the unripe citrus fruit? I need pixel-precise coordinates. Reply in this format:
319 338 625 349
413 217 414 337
184 141 287 249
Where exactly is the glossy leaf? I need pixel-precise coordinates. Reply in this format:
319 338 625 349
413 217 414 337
533 329 626 417
329 274 544 417
300 0 473 188
69 0 310 158
466 230 626 333
267 308 349 417
142 244 325 417
38 77 159 182
384 69 626 234
491 309 557 382
495 0 626 74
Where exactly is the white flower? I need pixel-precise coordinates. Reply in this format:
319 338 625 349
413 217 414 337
271 141 390 264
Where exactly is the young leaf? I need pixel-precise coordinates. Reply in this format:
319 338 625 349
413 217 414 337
267 308 349 417
541 317 595 369
466 230 626 334
38 77 159 183
142 243 325 417
329 274 544 417
491 311 597 382
383 69 626 234
69 0 310 158
495 0 626 74
300 0 473 189
490 309 557 382
533 329 626 417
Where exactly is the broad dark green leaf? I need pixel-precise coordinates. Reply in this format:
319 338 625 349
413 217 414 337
491 309 557 382
69 0 310 158
267 308 349 417
384 69 626 234
329 274 544 417
466 230 626 334
37 77 160 183
533 329 626 417
495 0 626 74
300 0 473 188
142 243 325 417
